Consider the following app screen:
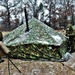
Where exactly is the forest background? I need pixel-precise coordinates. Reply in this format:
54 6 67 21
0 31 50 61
0 0 75 31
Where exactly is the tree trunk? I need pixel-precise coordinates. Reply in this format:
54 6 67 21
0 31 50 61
71 12 74 25
7 7 11 30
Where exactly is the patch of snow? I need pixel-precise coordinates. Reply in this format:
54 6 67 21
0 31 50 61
56 15 59 19
0 6 6 10
49 47 52 49
11 15 15 20
44 3 48 7
37 0 43 6
37 40 49 44
0 18 2 22
51 35 62 43
19 29 32 42
56 10 59 13
46 18 49 22
38 12 42 20
23 0 28 3
62 52 72 61
55 3 63 8
44 9 49 16
67 16 71 20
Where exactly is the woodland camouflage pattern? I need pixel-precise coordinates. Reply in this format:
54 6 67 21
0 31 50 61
66 24 75 52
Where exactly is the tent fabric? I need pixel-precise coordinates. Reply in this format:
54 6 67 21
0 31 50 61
3 18 65 46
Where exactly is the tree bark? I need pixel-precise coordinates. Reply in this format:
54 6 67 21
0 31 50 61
7 7 11 29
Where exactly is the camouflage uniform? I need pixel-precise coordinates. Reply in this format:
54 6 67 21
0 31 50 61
66 24 75 52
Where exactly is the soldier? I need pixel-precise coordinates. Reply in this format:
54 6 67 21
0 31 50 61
66 24 75 53
0 31 4 63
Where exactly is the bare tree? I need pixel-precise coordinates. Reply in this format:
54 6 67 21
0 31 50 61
0 0 20 29
27 0 43 19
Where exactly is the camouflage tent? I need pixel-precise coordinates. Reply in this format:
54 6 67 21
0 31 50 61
3 18 65 46
3 18 66 60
